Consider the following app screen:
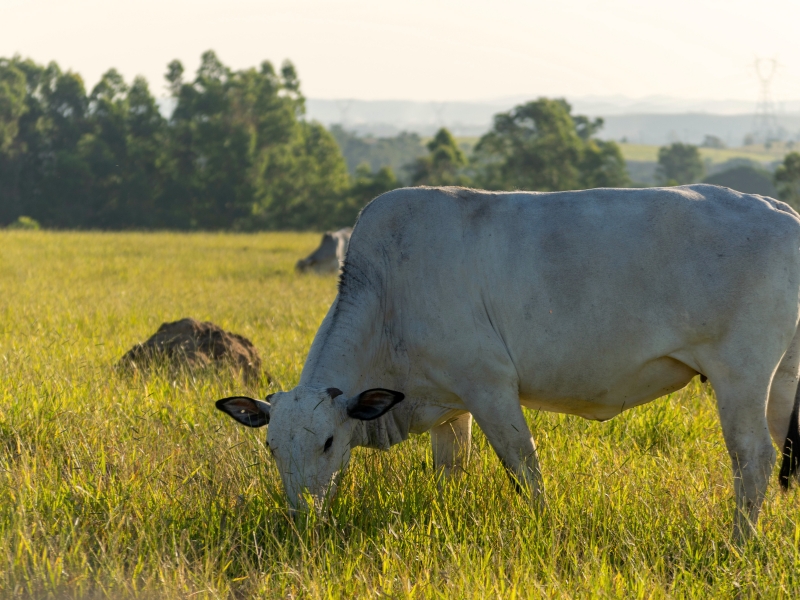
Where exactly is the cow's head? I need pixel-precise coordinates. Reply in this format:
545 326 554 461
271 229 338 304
216 385 404 511
295 233 339 274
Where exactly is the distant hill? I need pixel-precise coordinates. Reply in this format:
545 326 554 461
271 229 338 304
602 114 800 147
306 97 800 146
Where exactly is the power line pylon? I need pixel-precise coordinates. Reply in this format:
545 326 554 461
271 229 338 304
752 57 780 144
337 99 353 129
431 102 447 129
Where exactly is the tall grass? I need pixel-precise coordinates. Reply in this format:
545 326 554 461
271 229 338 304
0 231 798 598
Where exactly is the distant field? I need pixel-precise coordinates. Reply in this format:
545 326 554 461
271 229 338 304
452 138 794 167
1 231 799 598
619 142 793 165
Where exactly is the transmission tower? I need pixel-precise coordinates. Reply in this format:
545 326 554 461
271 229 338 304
336 99 353 128
752 57 780 143
431 102 447 129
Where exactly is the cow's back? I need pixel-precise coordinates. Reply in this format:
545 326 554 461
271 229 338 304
347 185 800 303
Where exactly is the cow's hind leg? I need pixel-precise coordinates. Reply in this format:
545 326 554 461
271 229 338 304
767 327 800 489
712 373 776 541
431 412 473 479
464 389 544 507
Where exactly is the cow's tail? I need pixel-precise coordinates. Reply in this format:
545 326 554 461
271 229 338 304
778 387 800 490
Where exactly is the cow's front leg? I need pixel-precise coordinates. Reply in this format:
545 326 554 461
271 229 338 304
466 393 544 507
431 412 472 479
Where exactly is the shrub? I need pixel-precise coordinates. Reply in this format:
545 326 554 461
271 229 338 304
6 215 40 230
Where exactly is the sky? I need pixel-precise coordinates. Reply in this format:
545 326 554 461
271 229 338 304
2 0 799 103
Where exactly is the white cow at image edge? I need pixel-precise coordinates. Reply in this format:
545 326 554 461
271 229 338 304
218 184 800 541
295 227 352 274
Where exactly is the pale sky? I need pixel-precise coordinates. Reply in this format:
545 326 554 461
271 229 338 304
2 0 799 103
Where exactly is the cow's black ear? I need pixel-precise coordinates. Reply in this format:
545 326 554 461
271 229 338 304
216 396 271 428
346 389 404 421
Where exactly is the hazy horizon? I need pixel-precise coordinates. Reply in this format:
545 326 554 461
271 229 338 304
2 0 799 104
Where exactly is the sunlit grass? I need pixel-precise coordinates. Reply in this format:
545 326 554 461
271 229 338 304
0 230 798 598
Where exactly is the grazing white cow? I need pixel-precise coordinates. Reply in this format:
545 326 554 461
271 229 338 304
218 185 800 540
295 227 352 274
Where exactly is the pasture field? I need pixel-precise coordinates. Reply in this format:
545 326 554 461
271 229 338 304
1 230 800 599
617 143 792 165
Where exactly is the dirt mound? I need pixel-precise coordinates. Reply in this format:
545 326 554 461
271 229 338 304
119 318 264 383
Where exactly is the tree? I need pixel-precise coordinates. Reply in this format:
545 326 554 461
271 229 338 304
163 52 351 230
0 52 386 231
0 59 28 222
342 163 400 220
329 126 425 183
0 59 170 228
122 76 169 226
775 152 800 210
473 98 627 191
77 69 132 225
409 127 470 186
28 64 93 227
77 71 168 228
580 137 630 189
656 143 704 185
701 135 726 149
0 59 27 154
249 120 351 230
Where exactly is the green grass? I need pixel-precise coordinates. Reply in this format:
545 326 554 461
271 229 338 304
1 230 799 598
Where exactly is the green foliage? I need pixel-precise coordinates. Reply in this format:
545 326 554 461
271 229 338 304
248 120 352 231
155 51 351 231
0 59 27 155
657 143 705 185
344 163 401 220
329 125 425 183
473 98 628 191
409 127 471 186
775 151 800 210
2 230 800 597
0 56 167 228
0 53 354 231
703 166 777 197
6 215 39 229
580 137 630 189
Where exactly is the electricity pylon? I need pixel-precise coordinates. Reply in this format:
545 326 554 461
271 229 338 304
752 57 780 143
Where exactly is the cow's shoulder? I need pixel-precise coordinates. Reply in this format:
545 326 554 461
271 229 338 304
353 186 499 234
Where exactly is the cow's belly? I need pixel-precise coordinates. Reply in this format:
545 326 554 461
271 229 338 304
518 356 698 421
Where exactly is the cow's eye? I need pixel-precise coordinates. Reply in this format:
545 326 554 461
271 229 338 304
323 436 334 452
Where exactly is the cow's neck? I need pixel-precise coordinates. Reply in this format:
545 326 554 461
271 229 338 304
302 287 407 386
300 288 416 451
300 291 388 390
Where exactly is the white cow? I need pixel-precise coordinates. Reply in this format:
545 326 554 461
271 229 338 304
295 227 352 274
218 185 800 540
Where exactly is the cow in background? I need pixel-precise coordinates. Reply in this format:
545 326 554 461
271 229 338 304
295 228 352 274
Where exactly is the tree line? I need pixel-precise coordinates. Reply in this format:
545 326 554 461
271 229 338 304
0 52 378 230
3 52 798 231
0 53 631 231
